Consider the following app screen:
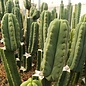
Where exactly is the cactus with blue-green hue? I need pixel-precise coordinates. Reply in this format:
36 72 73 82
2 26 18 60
41 19 70 81
67 22 86 72
20 77 42 86
5 0 14 13
39 10 51 49
40 2 48 12
1 13 21 86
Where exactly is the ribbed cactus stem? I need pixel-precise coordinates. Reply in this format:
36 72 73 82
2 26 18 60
41 19 70 81
0 0 5 16
67 22 86 72
39 10 51 49
1 13 20 51
0 49 22 86
5 0 14 13
36 49 43 71
40 2 48 12
59 0 64 19
28 22 39 54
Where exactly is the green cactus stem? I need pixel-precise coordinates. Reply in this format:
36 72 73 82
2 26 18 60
0 49 22 86
39 10 51 49
67 22 86 72
59 0 64 19
40 2 48 12
41 19 70 81
1 13 20 51
5 0 14 13
28 22 39 54
24 0 31 10
36 49 43 71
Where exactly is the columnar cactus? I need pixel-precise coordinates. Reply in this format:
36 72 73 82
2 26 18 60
28 22 39 54
75 3 81 26
1 13 20 51
12 6 23 41
39 10 51 49
67 22 86 72
1 13 21 86
40 2 48 12
67 3 73 26
24 0 31 10
59 0 64 19
30 7 40 21
25 17 33 51
41 19 70 81
0 0 5 17
51 7 57 20
5 0 14 13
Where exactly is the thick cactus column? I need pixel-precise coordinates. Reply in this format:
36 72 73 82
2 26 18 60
39 10 51 50
1 13 21 86
41 19 70 81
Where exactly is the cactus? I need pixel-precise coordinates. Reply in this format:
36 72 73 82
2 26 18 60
25 17 33 51
1 13 20 51
30 7 40 21
67 22 86 72
20 77 42 86
12 6 23 41
41 19 70 81
67 3 73 26
0 13 21 86
75 3 81 26
36 49 43 71
5 0 14 13
39 10 51 49
24 0 31 10
15 0 20 8
59 0 64 19
40 2 48 12
72 12 76 29
51 7 57 20
0 0 5 17
28 22 39 54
